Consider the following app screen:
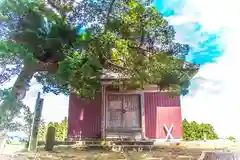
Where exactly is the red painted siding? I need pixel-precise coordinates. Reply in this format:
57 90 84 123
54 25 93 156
68 93 102 139
156 107 182 139
144 92 182 139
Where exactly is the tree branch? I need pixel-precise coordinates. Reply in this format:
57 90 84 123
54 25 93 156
105 60 126 70
12 61 59 100
103 0 116 33
139 16 145 48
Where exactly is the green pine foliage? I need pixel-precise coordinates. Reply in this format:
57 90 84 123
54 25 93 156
0 0 199 101
226 136 237 142
38 123 47 141
182 119 219 141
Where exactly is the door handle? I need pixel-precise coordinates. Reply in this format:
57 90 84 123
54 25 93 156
122 108 127 113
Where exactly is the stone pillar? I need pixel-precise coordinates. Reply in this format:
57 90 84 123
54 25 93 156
28 92 44 152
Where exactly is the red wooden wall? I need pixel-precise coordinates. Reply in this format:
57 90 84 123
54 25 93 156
68 93 102 139
68 91 183 140
144 92 182 139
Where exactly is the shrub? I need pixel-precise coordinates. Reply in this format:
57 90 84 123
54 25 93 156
226 136 237 142
182 119 219 141
39 117 68 141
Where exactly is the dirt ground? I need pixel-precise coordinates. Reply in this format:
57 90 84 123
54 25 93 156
1 140 240 160
8 146 208 160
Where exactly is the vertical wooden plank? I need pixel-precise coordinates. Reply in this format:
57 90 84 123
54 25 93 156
122 95 140 129
140 92 145 139
68 93 102 139
108 96 122 128
101 85 106 139
121 95 124 128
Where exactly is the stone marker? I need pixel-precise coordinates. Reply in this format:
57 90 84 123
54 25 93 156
199 151 240 160
28 92 44 152
0 131 7 153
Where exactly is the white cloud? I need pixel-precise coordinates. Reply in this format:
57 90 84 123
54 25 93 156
22 79 69 123
1 78 69 123
171 0 240 31
172 0 240 139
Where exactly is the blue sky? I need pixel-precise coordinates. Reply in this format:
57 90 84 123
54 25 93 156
155 0 224 64
155 0 240 139
2 0 240 139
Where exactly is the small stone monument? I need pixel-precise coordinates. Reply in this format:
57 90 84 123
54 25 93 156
0 130 7 153
199 151 240 160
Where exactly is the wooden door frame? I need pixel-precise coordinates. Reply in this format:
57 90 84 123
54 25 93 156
106 93 141 130
101 90 145 139
101 85 107 139
101 83 167 139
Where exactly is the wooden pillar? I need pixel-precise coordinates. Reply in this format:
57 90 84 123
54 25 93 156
140 92 146 139
101 85 106 139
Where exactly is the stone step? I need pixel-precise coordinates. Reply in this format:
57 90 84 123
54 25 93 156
112 141 154 145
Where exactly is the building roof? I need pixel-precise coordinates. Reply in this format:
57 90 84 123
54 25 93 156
100 61 199 81
100 69 128 80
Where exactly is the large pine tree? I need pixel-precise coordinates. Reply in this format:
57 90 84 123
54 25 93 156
0 0 198 101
